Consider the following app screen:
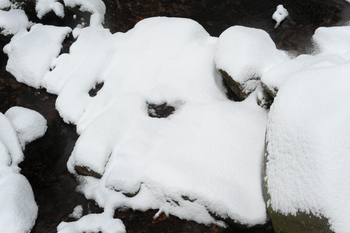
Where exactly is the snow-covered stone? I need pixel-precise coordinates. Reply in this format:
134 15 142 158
265 63 350 233
215 26 289 101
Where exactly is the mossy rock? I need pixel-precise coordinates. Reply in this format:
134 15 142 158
264 142 333 233
218 69 249 101
267 208 333 233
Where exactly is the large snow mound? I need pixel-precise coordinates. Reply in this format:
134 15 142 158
265 63 350 233
5 16 269 227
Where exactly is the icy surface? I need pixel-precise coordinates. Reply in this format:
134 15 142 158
36 0 65 19
215 26 289 94
4 24 71 88
0 9 29 36
272 5 288 29
0 107 47 233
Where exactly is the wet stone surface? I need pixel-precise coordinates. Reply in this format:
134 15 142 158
1 0 350 232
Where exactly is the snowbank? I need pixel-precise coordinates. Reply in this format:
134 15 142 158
0 107 47 233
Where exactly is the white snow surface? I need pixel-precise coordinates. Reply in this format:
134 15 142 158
0 0 11 9
215 25 289 94
5 106 47 149
4 1 350 230
313 26 350 56
0 107 47 233
58 212 126 233
4 24 71 88
7 16 269 227
36 0 65 19
265 26 350 233
0 9 29 35
272 5 288 29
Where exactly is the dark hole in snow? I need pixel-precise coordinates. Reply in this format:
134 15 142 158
88 82 104 97
147 102 175 118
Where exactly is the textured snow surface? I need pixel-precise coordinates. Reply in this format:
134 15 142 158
53 17 267 227
4 24 71 88
5 106 47 149
0 9 29 35
0 107 47 233
3 0 350 231
36 0 64 19
265 26 350 233
215 26 289 93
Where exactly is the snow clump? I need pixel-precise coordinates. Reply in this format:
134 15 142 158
0 107 47 233
272 5 289 29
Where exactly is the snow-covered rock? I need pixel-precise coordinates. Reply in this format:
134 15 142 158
0 107 47 233
38 17 269 227
215 26 289 101
265 63 350 233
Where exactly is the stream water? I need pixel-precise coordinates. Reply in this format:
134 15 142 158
1 0 350 232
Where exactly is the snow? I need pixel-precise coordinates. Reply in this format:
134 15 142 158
265 63 350 233
63 0 106 27
265 26 350 233
0 0 11 9
58 213 126 233
0 9 29 36
215 25 289 94
3 0 350 231
272 5 288 29
312 26 350 56
5 106 47 149
4 24 71 88
68 205 83 219
52 17 267 227
0 107 47 233
35 0 65 19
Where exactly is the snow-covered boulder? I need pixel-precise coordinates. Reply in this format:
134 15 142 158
265 63 350 233
31 17 270 227
0 107 47 233
215 26 289 101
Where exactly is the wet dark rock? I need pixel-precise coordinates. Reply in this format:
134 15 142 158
74 165 103 179
88 82 104 97
147 102 176 118
267 210 333 233
219 69 252 102
9 0 36 10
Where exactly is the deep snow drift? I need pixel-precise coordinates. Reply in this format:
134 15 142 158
2 0 350 232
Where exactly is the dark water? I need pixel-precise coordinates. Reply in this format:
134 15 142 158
1 0 350 232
